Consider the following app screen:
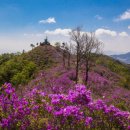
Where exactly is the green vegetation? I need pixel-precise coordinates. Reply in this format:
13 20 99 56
0 54 36 86
0 46 129 89
0 46 57 86
0 53 16 65
24 45 57 69
96 55 130 89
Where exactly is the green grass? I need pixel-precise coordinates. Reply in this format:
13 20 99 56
95 54 130 89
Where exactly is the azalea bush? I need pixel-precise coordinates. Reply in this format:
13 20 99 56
0 83 130 130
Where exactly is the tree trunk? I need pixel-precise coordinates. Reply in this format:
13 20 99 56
76 61 79 84
63 51 65 67
85 59 89 84
76 51 79 84
63 57 65 67
68 53 71 68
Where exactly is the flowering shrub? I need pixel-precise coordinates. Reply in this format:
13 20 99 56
0 83 130 130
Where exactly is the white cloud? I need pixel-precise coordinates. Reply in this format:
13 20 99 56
95 28 128 37
95 28 117 37
44 28 71 36
119 32 128 37
1 27 130 55
95 15 103 20
100 35 130 54
128 25 130 29
39 17 56 24
94 28 130 54
115 9 130 21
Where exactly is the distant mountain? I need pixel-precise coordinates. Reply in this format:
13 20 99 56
111 52 130 64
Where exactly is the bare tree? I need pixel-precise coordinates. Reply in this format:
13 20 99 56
82 32 102 84
61 42 66 67
65 42 74 68
55 42 61 51
70 27 84 83
66 42 71 68
36 43 39 46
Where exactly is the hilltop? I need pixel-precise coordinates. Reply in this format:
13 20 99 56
24 45 63 68
0 44 130 89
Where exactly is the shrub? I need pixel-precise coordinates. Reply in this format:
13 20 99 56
0 57 36 86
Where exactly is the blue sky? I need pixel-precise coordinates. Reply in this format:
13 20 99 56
0 0 130 54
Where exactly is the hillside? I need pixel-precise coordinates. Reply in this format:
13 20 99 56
0 45 130 90
0 45 64 86
95 54 130 89
0 44 130 129
20 45 130 110
22 45 130 90
24 45 63 68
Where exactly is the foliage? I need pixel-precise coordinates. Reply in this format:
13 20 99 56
54 42 61 51
0 44 130 129
24 46 56 69
0 56 36 86
0 83 129 130
0 53 17 65
96 55 130 89
0 62 130 129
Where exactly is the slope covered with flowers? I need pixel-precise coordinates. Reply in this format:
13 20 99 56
0 43 130 129
0 65 130 130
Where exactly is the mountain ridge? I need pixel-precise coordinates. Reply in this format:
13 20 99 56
111 52 130 64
